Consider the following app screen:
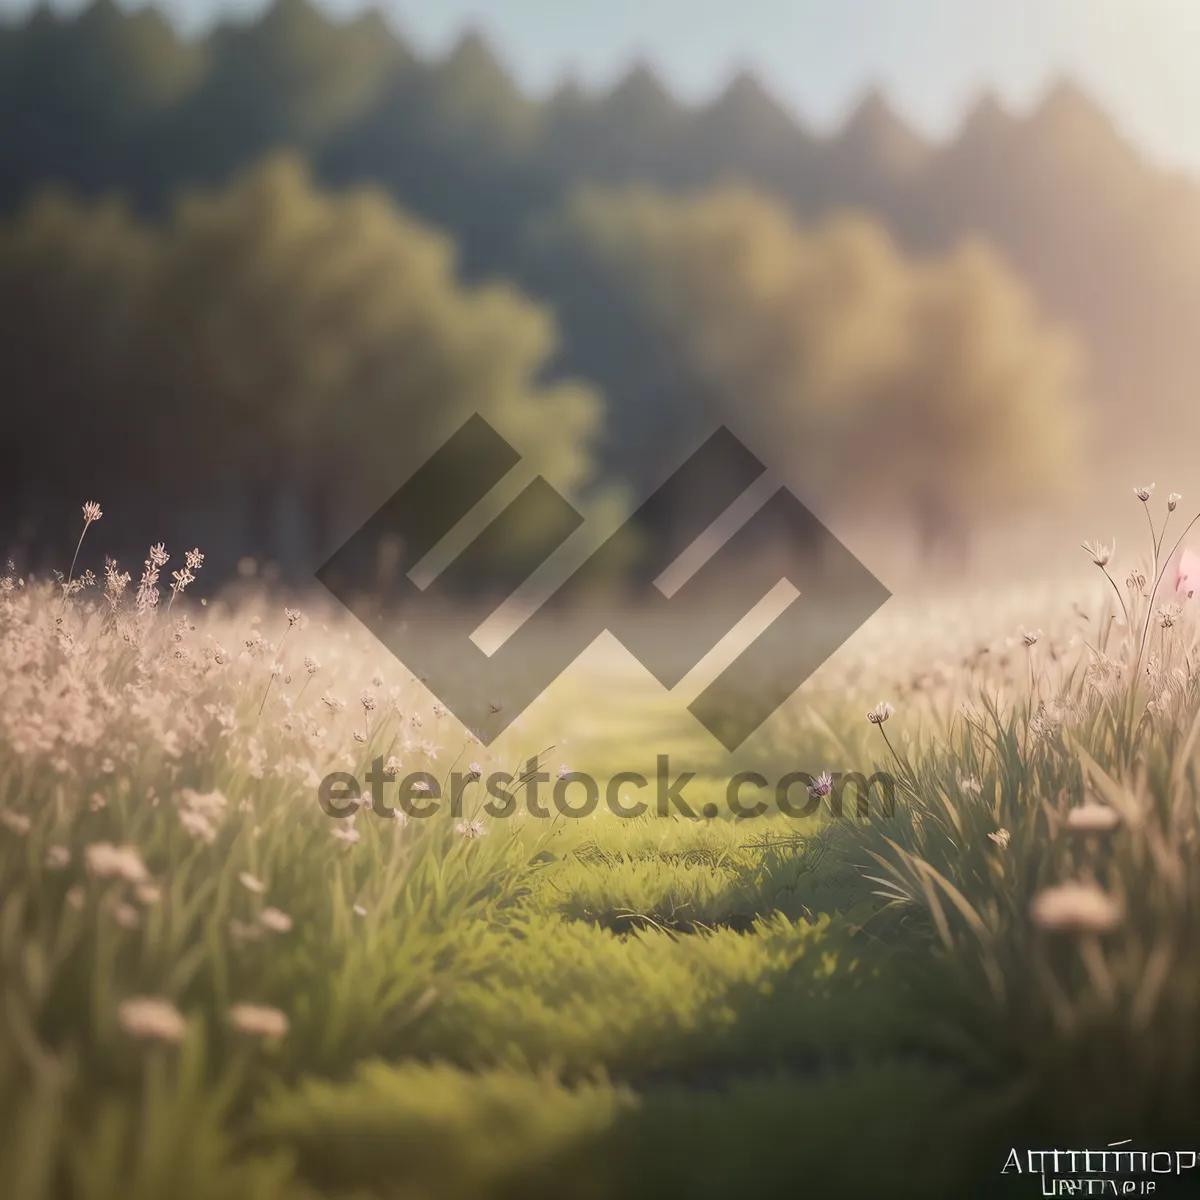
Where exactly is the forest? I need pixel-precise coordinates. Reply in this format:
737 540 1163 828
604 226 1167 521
3 0 1197 575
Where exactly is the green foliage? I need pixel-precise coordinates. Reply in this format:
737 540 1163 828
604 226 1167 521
7 420 1200 1200
0 155 602 563
818 492 1200 1140
529 184 1081 548
11 0 1200 571
0 553 986 1198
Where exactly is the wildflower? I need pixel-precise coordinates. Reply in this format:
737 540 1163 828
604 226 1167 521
322 691 345 711
112 902 141 929
1020 628 1041 647
135 883 161 905
556 764 572 780
185 548 204 571
228 1003 289 1039
0 808 31 835
136 563 161 613
987 828 1011 849
1134 484 1155 503
411 779 431 793
1169 493 1182 512
179 809 218 844
353 904 368 916
808 772 834 799
958 774 982 794
331 823 361 845
104 558 130 603
353 730 366 743
180 789 228 817
467 761 483 779
1030 882 1122 933
259 907 293 933
456 819 485 839
1177 547 1200 597
45 845 70 870
304 655 319 675
85 842 149 884
285 607 302 627
1066 803 1121 834
866 701 894 725
82 501 103 524
170 567 194 593
65 885 86 910
238 871 267 895
118 996 186 1043
1080 539 1115 567
383 756 402 777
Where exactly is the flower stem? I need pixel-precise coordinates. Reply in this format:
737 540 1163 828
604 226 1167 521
61 517 93 609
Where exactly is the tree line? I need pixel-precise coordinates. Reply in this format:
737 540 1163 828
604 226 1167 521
8 0 1193 573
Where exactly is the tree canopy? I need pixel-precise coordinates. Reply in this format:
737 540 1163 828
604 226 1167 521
530 185 1081 557
0 156 601 573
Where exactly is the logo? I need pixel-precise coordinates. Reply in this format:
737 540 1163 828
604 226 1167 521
317 415 889 749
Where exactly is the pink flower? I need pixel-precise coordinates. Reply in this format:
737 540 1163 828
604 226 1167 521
1177 547 1200 598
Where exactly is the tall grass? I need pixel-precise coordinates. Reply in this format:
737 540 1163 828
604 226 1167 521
3 490 1200 1197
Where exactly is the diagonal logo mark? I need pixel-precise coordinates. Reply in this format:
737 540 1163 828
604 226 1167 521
317 414 890 749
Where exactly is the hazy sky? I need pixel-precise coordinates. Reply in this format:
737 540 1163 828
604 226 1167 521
7 0 1200 173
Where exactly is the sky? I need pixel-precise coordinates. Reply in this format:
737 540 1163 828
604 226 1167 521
6 0 1200 174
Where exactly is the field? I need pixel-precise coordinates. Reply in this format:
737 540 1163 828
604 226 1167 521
3 496 1200 1199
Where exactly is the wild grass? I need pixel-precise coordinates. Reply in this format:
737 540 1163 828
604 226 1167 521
2 488 1199 1197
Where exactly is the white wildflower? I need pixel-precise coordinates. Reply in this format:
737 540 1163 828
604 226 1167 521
0 809 31 835
118 996 186 1043
1081 539 1114 567
238 872 267 895
85 842 149 884
45 845 71 870
228 1003 289 1039
259 907 293 933
1066 803 1121 835
1030 882 1122 933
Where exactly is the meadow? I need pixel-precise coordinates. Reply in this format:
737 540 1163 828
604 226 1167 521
3 490 1199 1199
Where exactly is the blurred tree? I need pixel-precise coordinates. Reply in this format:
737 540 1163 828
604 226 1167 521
0 0 206 206
528 186 1081 564
0 2 1194 503
0 156 602 577
155 0 412 194
320 29 547 280
138 154 601 568
0 189 155 557
8 1 1200 562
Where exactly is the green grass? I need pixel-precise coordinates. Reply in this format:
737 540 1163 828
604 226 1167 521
4 494 1200 1197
